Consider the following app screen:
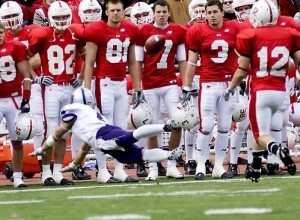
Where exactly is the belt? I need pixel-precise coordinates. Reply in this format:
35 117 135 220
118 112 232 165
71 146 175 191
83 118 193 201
100 77 125 81
56 82 72 86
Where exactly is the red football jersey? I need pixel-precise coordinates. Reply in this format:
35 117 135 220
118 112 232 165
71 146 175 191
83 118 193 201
0 41 27 98
242 16 300 30
236 26 300 93
186 20 242 82
84 20 139 80
29 25 85 83
137 23 186 89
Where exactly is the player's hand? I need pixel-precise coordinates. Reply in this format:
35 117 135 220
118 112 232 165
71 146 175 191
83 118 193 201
132 90 146 109
224 88 234 101
72 78 83 88
20 99 30 113
60 163 78 173
35 76 54 86
28 148 45 157
181 87 197 102
239 81 246 96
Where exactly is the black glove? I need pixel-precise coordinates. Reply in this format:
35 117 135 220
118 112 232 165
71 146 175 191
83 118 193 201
182 88 198 102
224 88 234 101
239 81 246 96
72 78 83 88
20 99 30 113
132 90 146 109
35 76 54 86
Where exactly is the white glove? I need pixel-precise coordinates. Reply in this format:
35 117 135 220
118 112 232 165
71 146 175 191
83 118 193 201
72 78 83 88
294 12 300 22
35 76 54 86
28 148 45 157
60 162 78 173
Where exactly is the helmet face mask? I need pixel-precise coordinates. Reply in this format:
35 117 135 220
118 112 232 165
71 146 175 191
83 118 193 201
0 1 23 31
233 0 255 23
130 2 153 26
48 1 72 31
79 0 102 23
249 0 278 28
188 0 207 23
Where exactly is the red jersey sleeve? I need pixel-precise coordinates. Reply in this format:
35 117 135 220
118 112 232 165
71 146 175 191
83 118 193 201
13 41 27 63
186 24 200 51
28 27 47 55
84 21 104 44
236 28 255 57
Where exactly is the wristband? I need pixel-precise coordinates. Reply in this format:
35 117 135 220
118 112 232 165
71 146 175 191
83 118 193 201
22 78 32 83
23 89 31 100
187 61 197 66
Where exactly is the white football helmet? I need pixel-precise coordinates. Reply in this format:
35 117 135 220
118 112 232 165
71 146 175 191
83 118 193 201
0 1 23 30
71 88 96 109
232 99 247 122
78 0 102 23
14 113 37 141
130 102 153 128
249 0 279 28
287 126 298 149
188 0 207 23
233 0 255 23
289 103 300 126
130 2 153 26
174 101 199 129
48 1 72 31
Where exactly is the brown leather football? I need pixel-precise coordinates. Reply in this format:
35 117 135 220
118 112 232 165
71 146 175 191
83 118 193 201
144 35 166 54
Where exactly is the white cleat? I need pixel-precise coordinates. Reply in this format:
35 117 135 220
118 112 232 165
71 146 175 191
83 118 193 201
13 178 27 188
166 167 184 179
114 168 138 182
97 168 121 183
145 170 158 181
168 146 184 160
212 166 232 179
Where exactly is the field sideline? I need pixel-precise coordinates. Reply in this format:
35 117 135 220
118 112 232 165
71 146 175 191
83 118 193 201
1 174 300 220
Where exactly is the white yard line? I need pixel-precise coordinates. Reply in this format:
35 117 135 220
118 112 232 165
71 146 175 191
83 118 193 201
0 200 44 205
204 208 273 215
86 214 151 220
68 188 280 200
1 175 299 194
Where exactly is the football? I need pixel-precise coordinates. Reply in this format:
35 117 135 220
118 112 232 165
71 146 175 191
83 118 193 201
144 35 166 54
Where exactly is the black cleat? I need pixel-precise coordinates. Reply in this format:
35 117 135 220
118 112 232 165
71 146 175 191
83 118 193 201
277 147 297 175
194 172 205 180
136 162 148 177
59 178 74 185
205 160 214 174
245 166 260 183
157 162 166 176
227 163 239 176
43 177 58 186
72 166 92 180
106 177 122 183
176 156 185 167
184 160 197 175
267 163 284 176
124 176 139 182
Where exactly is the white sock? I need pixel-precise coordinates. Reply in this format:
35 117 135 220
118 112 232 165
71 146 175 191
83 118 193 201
143 149 168 162
13 172 22 179
53 164 63 182
214 132 229 167
230 130 244 164
133 124 164 140
196 132 210 168
246 129 254 164
95 150 107 169
185 130 196 161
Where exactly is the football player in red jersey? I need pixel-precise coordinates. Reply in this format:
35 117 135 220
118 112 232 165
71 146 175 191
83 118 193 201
225 0 299 182
83 0 142 183
135 0 187 181
183 0 243 180
0 23 32 188
33 0 56 27
0 1 51 179
182 0 207 177
27 1 86 186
